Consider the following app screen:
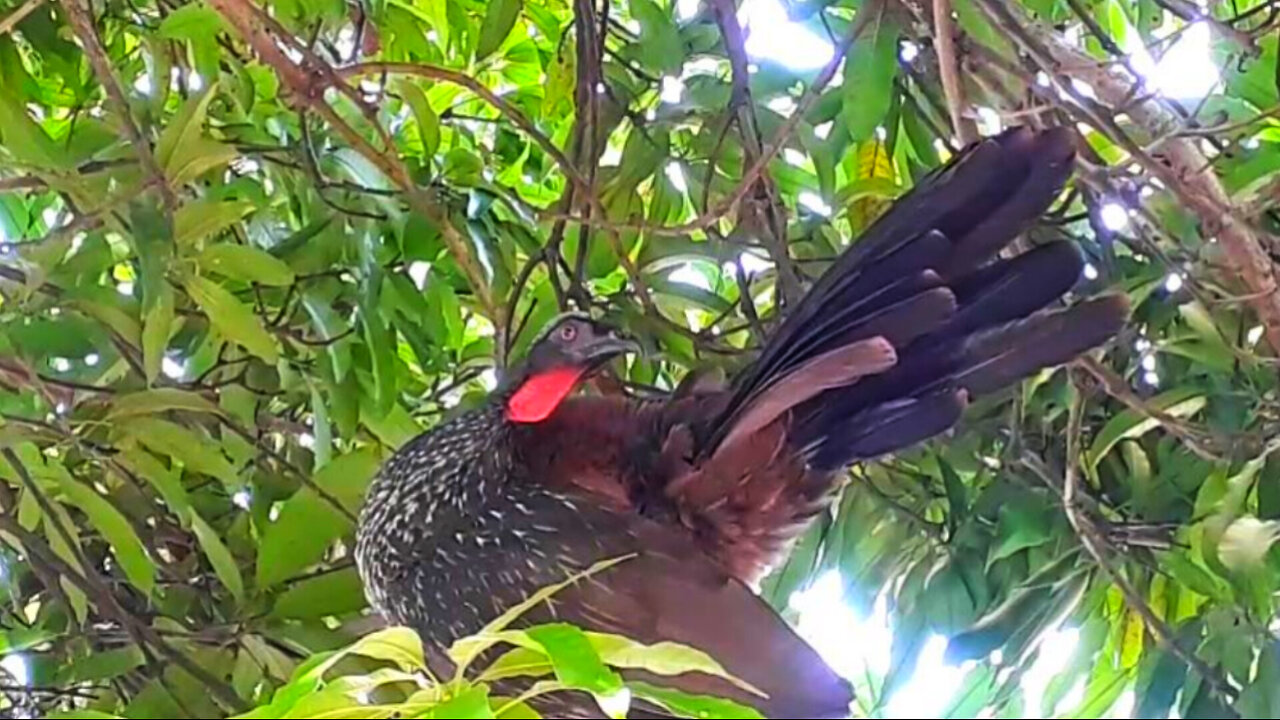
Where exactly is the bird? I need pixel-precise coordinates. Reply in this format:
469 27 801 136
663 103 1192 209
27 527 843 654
354 126 1130 718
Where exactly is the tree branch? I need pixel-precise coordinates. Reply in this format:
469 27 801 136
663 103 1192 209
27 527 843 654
1060 382 1237 704
544 2 876 238
206 0 500 326
933 0 979 144
0 0 45 37
972 0 1280 356
60 0 174 212
710 0 804 306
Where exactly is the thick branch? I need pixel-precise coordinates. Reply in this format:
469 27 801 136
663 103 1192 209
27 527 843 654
973 0 1280 356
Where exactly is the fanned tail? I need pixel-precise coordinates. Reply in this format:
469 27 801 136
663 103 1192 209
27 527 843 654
697 126 1128 468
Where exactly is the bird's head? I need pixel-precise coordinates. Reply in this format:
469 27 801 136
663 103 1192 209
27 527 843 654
501 312 639 424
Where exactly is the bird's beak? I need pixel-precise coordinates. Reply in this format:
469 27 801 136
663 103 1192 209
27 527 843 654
579 332 642 366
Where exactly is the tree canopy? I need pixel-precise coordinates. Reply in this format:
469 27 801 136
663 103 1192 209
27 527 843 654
1 0 1279 717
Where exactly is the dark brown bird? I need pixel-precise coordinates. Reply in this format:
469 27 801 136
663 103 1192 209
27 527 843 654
354 127 1129 718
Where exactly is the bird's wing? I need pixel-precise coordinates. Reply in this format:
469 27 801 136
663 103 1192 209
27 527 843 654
388 486 851 719
646 127 1127 584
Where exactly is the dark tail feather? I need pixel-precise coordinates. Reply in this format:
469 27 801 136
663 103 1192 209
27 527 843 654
942 241 1084 338
956 295 1129 394
941 131 1076 277
699 126 1127 462
811 390 968 470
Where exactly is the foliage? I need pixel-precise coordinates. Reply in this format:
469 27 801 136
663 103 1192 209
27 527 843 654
1 0 1280 717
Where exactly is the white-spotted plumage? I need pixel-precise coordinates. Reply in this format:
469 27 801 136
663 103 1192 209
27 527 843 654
355 402 622 659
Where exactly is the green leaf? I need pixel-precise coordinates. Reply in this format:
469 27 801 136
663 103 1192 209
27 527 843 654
199 244 297 286
126 417 239 488
921 561 978 634
143 277 176 386
882 611 929 700
272 567 365 619
158 2 226 38
0 88 65 169
59 645 145 684
1135 644 1189 718
400 80 441 157
945 580 1058 664
1239 641 1280 717
955 0 1011 55
233 649 265 701
293 627 425 691
482 647 554 681
309 382 333 468
426 685 496 718
175 199 256 248
449 556 635 673
527 624 623 696
476 0 522 61
989 496 1054 564
1161 552 1225 600
157 82 238 183
190 508 245 603
184 274 281 363
1087 387 1206 469
255 450 380 586
631 0 684 76
362 312 398 418
588 634 762 696
426 275 464 346
939 456 968 530
0 626 56 654
629 682 765 719
57 477 156 596
108 388 223 420
117 446 193 521
345 626 426 669
302 289 353 380
842 7 900 142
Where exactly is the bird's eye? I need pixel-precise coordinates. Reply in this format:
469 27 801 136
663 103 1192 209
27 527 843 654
559 324 578 342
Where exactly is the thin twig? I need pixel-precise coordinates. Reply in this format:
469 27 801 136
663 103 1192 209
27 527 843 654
207 0 500 326
542 2 878 238
339 62 592 199
0 507 245 710
1073 357 1225 462
1150 0 1258 50
934 0 978 144
0 0 45 36
1059 381 1237 703
710 0 804 306
60 0 174 212
219 417 357 522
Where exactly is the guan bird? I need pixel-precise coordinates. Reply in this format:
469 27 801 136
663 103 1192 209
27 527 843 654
354 126 1129 718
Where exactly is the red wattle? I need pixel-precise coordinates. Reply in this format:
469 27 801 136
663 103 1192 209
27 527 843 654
505 366 585 423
